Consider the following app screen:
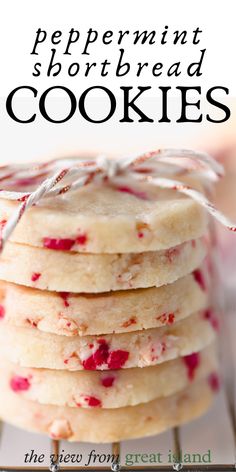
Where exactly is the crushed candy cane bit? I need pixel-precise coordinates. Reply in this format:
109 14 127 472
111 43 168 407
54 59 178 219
183 352 200 380
82 340 109 370
157 313 175 325
43 233 87 252
208 372 220 392
107 350 129 369
193 269 206 291
59 292 70 308
43 237 75 251
82 340 129 370
101 375 115 388
31 272 41 282
84 396 102 407
10 375 31 392
76 233 88 245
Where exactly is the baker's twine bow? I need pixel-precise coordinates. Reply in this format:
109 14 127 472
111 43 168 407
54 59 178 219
0 148 235 252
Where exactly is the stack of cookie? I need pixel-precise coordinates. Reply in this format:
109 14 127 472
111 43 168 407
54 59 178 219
0 181 219 442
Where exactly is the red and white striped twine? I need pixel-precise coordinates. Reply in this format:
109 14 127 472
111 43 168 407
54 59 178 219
0 149 235 252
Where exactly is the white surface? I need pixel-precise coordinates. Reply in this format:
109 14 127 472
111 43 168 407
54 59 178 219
0 0 236 96
0 97 235 165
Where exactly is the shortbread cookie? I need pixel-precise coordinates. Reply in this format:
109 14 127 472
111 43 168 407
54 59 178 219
0 272 208 336
0 376 216 442
0 239 205 293
0 311 216 370
3 344 218 408
0 183 208 253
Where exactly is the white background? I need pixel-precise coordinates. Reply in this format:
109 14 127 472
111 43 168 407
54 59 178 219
0 0 236 95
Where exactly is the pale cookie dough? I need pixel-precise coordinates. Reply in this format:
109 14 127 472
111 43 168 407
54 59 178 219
3 343 218 409
0 239 206 293
0 376 216 442
0 311 216 370
0 272 208 336
0 183 208 253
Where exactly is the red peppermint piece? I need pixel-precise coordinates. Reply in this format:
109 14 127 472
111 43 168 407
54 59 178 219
193 269 206 291
82 341 109 370
10 375 30 392
84 396 102 407
183 352 200 380
107 350 129 369
59 292 70 308
93 341 109 364
0 304 5 319
76 233 87 246
101 376 115 388
208 372 220 392
167 313 175 324
82 355 96 370
157 313 175 325
43 237 75 251
31 272 41 282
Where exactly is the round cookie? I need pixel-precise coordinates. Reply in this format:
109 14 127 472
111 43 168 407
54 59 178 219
0 183 208 253
0 239 206 293
0 311 216 370
0 272 208 336
0 376 216 442
4 343 218 408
